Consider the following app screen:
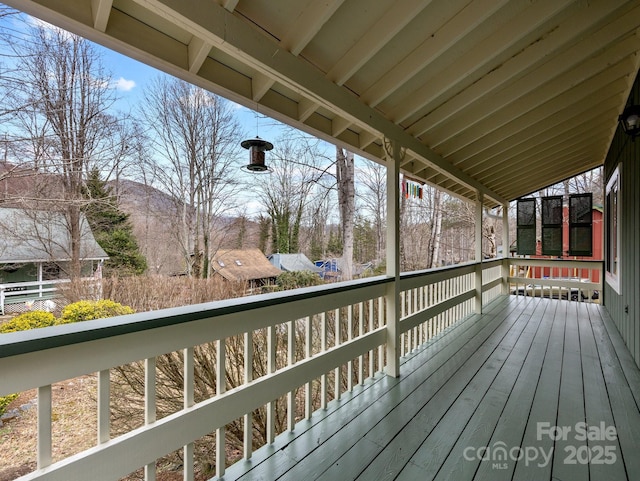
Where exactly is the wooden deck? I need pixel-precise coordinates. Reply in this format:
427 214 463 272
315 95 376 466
224 295 640 481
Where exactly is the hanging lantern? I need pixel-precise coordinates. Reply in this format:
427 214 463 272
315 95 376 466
241 136 273 172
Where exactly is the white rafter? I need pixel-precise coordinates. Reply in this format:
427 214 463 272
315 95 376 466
91 0 112 32
4 0 639 205
279 0 345 56
187 36 211 74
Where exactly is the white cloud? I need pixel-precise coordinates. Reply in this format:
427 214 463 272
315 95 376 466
113 77 136 92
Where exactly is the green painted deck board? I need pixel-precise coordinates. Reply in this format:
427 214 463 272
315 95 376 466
221 296 639 481
552 301 588 481
472 299 556 481
290 298 521 481
225 297 508 481
431 296 553 481
399 297 545 481
588 303 640 480
349 324 525 479
578 302 627 481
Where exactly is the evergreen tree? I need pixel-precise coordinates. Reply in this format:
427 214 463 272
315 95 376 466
84 169 147 276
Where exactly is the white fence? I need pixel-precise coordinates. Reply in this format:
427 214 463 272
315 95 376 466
508 258 603 302
0 278 102 315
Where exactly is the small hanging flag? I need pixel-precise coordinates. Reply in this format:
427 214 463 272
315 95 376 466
401 178 426 200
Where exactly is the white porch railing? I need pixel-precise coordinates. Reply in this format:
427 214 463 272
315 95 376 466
0 259 599 481
507 258 603 303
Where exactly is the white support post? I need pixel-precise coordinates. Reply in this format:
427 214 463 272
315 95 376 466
287 320 295 431
377 297 384 373
475 192 484 314
358 302 364 385
38 263 43 299
385 140 401 378
334 308 341 400
266 326 276 441
244 332 253 458
184 347 194 481
37 385 52 469
347 305 353 391
368 299 375 379
216 339 226 479
320 313 328 409
97 369 110 444
502 202 511 295
144 357 156 481
305 316 312 419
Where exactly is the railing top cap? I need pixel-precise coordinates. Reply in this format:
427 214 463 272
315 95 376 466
0 275 390 359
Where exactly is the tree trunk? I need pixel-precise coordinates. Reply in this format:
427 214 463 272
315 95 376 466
336 147 355 280
428 189 443 268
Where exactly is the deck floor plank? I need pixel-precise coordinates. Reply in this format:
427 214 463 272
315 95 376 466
342 299 534 480
577 302 627 481
471 299 557 481
511 299 566 481
588 303 640 480
226 297 511 481
401 296 548 481
551 301 589 481
429 296 554 481
289 298 526 481
220 296 640 481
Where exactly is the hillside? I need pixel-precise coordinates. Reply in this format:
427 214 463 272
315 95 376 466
112 178 262 275
0 163 263 276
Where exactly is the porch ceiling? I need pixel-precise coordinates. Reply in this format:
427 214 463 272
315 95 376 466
7 0 640 206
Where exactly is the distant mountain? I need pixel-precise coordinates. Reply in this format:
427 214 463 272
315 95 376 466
0 163 263 276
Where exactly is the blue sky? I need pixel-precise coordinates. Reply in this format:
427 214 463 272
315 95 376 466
94 42 290 144
97 45 266 134
0 7 354 219
1 7 285 140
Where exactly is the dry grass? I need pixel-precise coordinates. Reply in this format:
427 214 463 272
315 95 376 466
0 376 97 481
0 376 209 481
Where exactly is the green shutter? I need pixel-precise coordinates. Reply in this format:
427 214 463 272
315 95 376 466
542 196 563 256
569 193 592 256
517 198 536 255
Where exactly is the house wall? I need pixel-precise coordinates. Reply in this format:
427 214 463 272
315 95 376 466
603 73 640 367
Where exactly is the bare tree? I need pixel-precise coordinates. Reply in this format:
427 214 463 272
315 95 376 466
357 159 386 266
427 188 443 268
2 20 122 279
252 133 326 255
336 147 355 279
141 77 243 277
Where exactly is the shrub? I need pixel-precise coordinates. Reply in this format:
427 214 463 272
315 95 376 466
0 311 58 418
0 393 18 417
276 270 323 291
0 311 57 334
60 299 135 324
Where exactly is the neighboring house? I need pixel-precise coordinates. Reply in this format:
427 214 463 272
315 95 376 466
0 208 108 313
212 248 282 289
268 253 323 275
314 258 374 281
